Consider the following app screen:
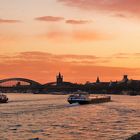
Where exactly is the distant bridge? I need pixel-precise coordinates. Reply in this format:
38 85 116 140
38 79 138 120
0 78 42 93
0 78 41 87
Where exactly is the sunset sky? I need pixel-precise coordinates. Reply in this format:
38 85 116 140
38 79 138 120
1 0 140 83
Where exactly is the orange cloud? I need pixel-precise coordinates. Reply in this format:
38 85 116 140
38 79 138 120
1 51 140 83
0 18 21 23
112 53 140 59
11 51 100 64
39 29 110 42
35 16 64 22
58 0 140 17
72 30 109 41
66 19 91 24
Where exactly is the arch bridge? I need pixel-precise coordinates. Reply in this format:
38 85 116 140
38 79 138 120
0 78 42 93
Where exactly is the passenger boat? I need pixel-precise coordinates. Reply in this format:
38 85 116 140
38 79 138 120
0 94 8 103
67 91 111 105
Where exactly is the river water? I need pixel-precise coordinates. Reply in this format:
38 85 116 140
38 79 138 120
0 94 140 140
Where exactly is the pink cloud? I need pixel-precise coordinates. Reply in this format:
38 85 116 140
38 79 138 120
58 0 140 17
66 19 91 24
0 18 21 23
35 16 64 22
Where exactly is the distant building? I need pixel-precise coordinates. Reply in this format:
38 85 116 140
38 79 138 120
96 76 100 83
121 75 129 83
56 72 63 85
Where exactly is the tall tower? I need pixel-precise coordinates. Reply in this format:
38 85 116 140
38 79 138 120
56 72 63 85
122 75 128 83
96 76 100 83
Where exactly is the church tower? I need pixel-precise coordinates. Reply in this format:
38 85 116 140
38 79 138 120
96 76 100 83
122 75 128 83
56 72 63 85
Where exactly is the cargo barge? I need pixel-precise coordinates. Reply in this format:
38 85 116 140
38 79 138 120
67 91 111 105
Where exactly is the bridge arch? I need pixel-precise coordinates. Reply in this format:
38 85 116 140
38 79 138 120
0 78 41 87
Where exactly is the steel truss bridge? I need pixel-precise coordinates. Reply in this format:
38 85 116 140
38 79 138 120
0 78 43 93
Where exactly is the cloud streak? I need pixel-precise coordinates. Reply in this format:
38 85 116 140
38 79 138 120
35 16 64 22
66 19 91 24
35 15 92 25
0 18 21 23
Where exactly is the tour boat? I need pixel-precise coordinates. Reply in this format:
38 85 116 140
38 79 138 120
67 91 111 105
0 94 8 103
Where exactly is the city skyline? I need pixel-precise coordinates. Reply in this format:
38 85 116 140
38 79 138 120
1 0 140 83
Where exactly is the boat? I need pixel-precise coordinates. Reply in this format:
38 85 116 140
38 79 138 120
67 91 111 105
0 94 8 103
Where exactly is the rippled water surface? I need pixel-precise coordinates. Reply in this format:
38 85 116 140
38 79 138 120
0 94 140 140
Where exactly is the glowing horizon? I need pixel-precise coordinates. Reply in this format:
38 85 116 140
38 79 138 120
1 0 140 83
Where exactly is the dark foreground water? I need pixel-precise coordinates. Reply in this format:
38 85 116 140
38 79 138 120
0 94 140 140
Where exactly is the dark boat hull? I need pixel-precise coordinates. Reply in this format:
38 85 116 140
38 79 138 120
68 100 78 104
68 96 111 105
68 99 90 104
77 100 91 105
0 98 8 103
